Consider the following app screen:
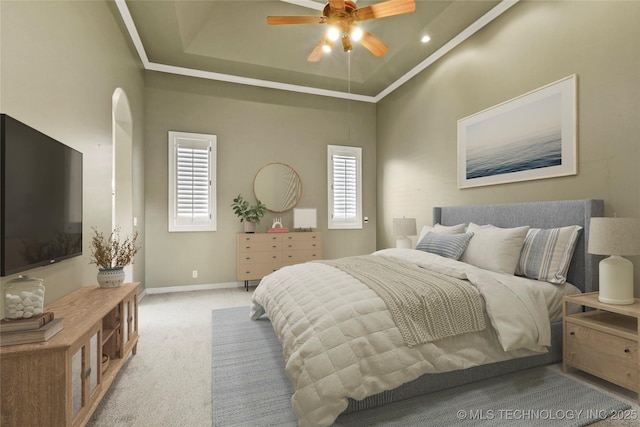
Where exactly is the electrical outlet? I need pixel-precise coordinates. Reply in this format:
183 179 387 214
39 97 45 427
192 270 198 279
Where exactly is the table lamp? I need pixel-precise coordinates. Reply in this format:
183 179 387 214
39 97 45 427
588 217 640 305
393 217 417 249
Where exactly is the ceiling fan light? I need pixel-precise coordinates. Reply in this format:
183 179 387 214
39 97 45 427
327 26 340 41
350 27 363 42
322 43 332 53
341 35 352 52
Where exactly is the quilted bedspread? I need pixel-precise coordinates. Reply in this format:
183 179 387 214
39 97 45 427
250 248 551 427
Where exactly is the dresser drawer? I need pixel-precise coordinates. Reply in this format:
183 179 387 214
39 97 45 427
238 251 282 264
283 240 322 251
238 240 282 252
237 262 281 281
283 249 322 264
284 232 321 243
565 321 638 390
238 233 281 243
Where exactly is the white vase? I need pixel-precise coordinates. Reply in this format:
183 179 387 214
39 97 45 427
97 267 126 288
243 222 257 233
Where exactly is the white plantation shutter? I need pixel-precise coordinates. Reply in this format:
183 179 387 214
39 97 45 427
328 145 362 229
168 131 217 232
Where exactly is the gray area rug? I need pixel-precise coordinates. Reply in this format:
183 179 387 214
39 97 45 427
212 306 630 426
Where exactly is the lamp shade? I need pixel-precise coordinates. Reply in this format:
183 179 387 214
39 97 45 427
588 217 640 256
393 218 417 237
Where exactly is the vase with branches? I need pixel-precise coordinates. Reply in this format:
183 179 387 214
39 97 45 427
90 226 140 287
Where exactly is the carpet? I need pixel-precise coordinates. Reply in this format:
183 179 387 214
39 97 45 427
212 306 631 426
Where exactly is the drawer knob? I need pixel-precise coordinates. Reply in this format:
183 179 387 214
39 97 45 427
625 348 631 353
288 255 292 258
272 256 277 259
569 331 575 336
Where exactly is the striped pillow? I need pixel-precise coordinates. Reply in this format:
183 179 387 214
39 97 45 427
416 232 474 260
516 225 583 284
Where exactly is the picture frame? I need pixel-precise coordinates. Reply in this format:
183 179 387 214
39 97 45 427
457 75 577 189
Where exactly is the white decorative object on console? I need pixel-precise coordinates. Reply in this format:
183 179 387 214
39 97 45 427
588 217 640 305
294 208 317 231
393 217 417 249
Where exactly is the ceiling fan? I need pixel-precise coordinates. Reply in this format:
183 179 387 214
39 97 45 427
267 0 416 62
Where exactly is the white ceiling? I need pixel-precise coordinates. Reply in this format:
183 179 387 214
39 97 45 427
116 0 517 102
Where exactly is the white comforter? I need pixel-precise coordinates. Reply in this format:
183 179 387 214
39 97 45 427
250 249 554 426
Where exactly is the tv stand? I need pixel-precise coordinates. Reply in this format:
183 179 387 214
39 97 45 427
0 282 140 426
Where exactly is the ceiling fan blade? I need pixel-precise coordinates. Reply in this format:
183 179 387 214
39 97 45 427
353 0 416 21
308 38 328 62
329 0 346 12
266 15 326 25
358 30 388 57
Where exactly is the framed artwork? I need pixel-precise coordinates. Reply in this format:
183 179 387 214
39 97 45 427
457 75 577 189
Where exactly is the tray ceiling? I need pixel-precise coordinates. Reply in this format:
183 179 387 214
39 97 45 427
118 0 513 101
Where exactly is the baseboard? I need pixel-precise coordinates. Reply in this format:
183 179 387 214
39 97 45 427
143 281 251 295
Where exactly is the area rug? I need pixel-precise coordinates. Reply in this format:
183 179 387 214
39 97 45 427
212 306 631 426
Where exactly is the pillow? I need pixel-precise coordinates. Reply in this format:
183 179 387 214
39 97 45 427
417 223 466 242
460 223 529 274
515 225 583 284
416 232 474 260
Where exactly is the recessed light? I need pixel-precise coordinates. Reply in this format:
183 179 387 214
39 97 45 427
421 35 431 43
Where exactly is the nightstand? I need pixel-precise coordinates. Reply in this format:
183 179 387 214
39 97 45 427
563 292 640 403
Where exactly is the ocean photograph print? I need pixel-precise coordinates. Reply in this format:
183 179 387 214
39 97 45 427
457 75 577 189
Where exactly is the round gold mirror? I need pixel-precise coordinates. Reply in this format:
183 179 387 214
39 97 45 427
253 163 302 213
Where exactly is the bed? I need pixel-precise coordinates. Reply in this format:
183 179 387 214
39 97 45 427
250 199 604 426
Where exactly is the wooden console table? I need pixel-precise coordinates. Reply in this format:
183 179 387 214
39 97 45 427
0 282 140 426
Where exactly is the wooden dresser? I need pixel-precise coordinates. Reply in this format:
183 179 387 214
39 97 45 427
0 282 139 426
237 232 322 289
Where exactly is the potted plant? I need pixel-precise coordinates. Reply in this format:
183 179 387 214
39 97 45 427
231 194 267 233
90 226 140 288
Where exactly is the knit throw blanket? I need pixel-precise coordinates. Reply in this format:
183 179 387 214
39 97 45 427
319 255 486 347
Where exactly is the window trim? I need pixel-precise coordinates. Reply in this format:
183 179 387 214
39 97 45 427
327 144 362 230
168 131 217 232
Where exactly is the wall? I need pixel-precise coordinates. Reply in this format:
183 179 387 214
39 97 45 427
144 72 377 289
377 1 640 292
0 0 145 306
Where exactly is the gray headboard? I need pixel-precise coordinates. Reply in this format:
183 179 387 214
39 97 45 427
433 199 604 293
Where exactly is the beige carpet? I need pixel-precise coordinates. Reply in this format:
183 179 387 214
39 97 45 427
88 287 639 426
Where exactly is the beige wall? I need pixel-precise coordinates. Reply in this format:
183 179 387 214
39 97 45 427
144 72 377 289
0 0 145 307
377 1 640 292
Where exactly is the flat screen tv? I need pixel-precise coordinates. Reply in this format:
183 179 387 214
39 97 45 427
1 114 83 276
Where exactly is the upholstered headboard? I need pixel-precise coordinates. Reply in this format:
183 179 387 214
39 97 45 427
433 199 604 293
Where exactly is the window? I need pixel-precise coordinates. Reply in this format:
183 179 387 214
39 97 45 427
168 131 216 232
328 145 362 229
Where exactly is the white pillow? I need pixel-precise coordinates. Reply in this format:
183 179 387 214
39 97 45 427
460 223 529 274
417 223 466 242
